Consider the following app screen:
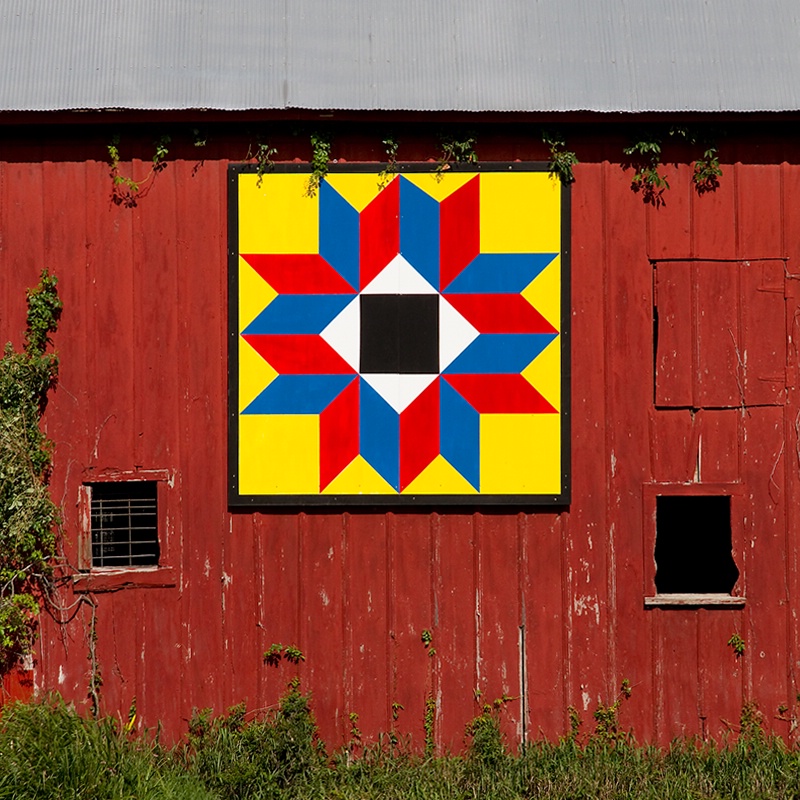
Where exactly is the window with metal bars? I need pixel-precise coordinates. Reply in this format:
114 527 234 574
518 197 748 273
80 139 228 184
90 482 159 568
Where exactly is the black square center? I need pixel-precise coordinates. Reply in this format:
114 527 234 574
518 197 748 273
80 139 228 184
360 294 439 374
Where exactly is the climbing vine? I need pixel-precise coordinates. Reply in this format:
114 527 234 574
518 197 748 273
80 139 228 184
435 132 478 180
378 135 400 189
624 127 723 203
107 134 171 207
245 136 278 188
542 130 579 184
623 133 670 204
306 132 332 197
0 270 62 672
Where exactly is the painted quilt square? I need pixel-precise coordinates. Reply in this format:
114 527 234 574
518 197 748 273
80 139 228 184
229 164 569 505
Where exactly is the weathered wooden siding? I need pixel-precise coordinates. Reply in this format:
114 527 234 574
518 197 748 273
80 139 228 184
1 126 798 748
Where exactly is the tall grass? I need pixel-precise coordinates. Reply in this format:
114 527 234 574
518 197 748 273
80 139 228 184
2 689 800 799
0 695 211 800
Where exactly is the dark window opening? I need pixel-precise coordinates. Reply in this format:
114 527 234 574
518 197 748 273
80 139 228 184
90 482 159 568
655 495 738 593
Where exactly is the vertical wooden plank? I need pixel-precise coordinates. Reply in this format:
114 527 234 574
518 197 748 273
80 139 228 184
602 161 654 740
219 515 262 714
649 409 696 482
645 163 692 260
131 158 179 467
41 159 90 527
33 156 93 702
346 512 389 744
477 514 522 745
174 158 227 720
694 262 741 408
698 409 740 484
742 407 788 730
698 608 745 741
99 591 145 722
781 160 800 737
433 512 477 752
301 512 346 748
130 161 184 733
562 162 609 723
84 157 136 469
256 513 302 714
388 513 434 750
690 155 737 260
654 263 694 407
653 611 701 743
1 158 45 342
736 159 783 259
521 513 565 739
741 260 786 406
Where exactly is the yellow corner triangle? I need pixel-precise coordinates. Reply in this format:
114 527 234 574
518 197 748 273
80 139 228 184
402 455 478 495
322 455 398 495
403 171 478 202
324 174 383 212
239 256 277 330
522 337 560 412
521 255 560 330
239 337 278 412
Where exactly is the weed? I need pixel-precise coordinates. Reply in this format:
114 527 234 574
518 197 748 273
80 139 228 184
107 134 170 207
435 132 478 180
693 145 723 193
623 134 669 205
253 139 277 187
263 642 305 666
0 695 209 800
378 136 400 189
423 695 436 758
592 679 633 746
728 632 746 658
7 693 800 799
306 131 332 197
542 129 579 184
186 679 326 799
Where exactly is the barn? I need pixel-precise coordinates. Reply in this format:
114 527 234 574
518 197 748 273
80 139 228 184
2 0 800 750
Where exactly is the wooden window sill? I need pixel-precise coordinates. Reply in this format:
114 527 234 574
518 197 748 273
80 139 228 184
73 566 176 593
644 594 745 608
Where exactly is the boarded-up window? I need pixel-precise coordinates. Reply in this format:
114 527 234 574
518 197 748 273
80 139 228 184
654 260 786 407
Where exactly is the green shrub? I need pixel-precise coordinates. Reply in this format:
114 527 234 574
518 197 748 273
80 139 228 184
0 270 62 671
185 679 327 799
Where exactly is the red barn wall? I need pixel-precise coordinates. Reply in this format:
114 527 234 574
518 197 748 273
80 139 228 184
1 122 798 749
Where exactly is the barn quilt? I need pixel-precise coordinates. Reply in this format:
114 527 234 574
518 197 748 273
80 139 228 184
228 164 569 505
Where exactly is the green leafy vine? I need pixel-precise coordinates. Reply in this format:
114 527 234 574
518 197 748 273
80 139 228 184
542 130 578 184
624 128 723 204
623 134 669 204
306 132 332 198
245 136 278 188
378 136 400 189
0 270 62 673
728 632 746 658
435 132 478 180
264 642 305 666
107 134 171 207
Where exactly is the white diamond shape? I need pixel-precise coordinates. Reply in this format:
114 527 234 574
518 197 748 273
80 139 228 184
320 258 479 411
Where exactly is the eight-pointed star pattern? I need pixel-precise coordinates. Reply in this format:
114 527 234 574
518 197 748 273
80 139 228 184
236 170 562 498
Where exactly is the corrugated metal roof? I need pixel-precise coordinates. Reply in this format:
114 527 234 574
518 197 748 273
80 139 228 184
2 0 800 114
